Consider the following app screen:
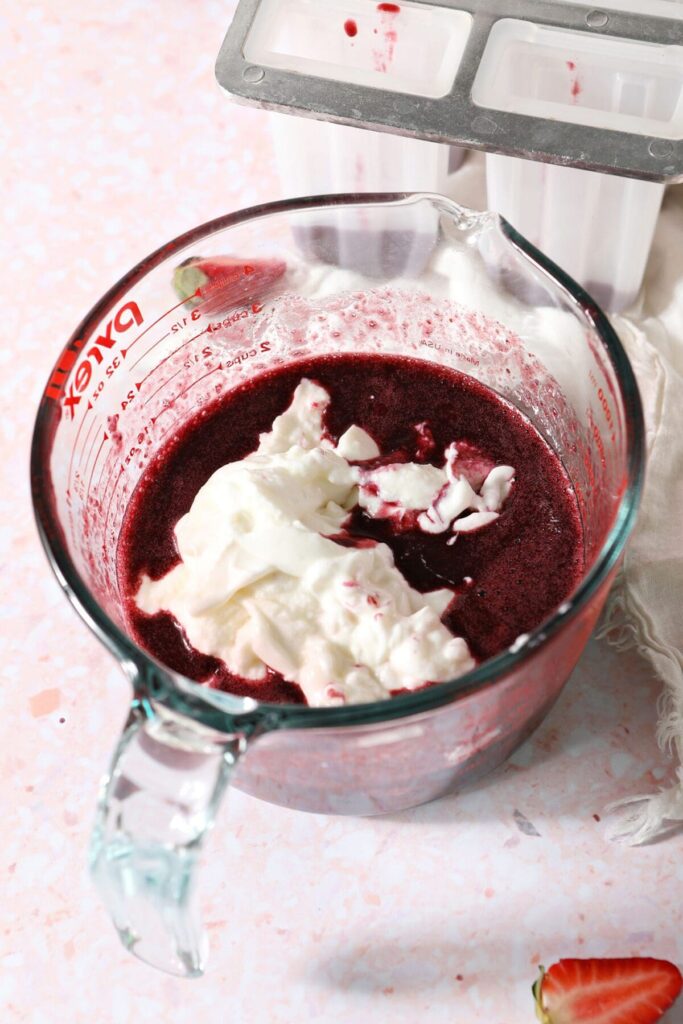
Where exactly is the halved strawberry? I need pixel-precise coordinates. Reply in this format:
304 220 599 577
533 958 682 1024
173 255 287 315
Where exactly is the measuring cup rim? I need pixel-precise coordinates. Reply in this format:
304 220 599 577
29 191 645 733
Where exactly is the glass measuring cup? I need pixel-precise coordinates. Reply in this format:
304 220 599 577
30 194 644 978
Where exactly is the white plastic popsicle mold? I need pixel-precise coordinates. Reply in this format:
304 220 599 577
264 0 465 265
478 17 678 310
217 0 683 310
486 157 664 313
269 113 462 272
269 115 463 206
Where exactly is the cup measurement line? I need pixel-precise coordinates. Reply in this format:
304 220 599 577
104 465 126 534
100 460 118 518
156 405 194 444
122 290 201 356
128 331 171 372
143 363 187 407
87 431 110 497
154 362 224 437
139 329 210 405
157 421 180 445
95 445 117 497
78 413 100 469
136 326 210 391
171 362 224 405
79 418 104 483
150 405 173 429
68 402 93 485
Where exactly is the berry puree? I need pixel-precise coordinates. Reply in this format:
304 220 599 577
118 354 583 704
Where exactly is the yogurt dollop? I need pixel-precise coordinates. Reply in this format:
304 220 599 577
136 379 514 706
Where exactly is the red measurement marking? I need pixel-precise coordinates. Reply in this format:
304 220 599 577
135 325 209 391
101 460 117 509
79 408 98 454
122 291 200 356
158 420 181 445
344 18 357 36
104 465 125 533
170 362 223 405
128 331 170 371
150 406 173 428
87 431 109 496
79 417 103 480
377 2 399 11
95 445 116 496
143 362 187 406
99 459 120 524
67 400 93 485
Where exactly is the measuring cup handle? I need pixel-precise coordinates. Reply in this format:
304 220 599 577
89 702 242 977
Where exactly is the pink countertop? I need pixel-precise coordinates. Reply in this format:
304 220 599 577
2 3 682 1021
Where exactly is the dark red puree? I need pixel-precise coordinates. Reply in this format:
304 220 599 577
118 355 583 704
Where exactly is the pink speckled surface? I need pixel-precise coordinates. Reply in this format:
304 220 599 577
2 3 682 1021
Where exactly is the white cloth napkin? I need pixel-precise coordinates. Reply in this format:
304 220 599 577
600 183 683 843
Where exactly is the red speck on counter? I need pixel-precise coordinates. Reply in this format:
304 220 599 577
567 60 575 71
344 18 358 37
378 2 400 11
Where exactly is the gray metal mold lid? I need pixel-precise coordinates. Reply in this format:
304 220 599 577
216 0 683 183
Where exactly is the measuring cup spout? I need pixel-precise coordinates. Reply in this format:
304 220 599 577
89 698 246 977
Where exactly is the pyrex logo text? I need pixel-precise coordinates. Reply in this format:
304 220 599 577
47 301 143 417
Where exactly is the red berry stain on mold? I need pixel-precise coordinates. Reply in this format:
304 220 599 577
344 18 358 37
374 2 399 71
567 61 581 101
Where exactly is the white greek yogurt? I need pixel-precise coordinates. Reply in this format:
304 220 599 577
136 379 514 706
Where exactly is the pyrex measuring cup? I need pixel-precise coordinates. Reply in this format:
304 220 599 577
31 194 644 978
